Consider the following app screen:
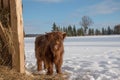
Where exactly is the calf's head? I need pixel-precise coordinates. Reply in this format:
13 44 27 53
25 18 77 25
46 31 66 57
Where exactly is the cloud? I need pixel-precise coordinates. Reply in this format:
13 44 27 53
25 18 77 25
34 0 63 3
89 0 120 15
72 0 120 17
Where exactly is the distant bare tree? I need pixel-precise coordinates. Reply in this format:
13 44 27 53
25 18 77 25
80 16 93 35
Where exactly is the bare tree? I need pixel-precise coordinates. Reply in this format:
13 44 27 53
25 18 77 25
80 16 93 35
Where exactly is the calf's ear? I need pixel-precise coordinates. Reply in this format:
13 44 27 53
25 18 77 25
62 32 66 39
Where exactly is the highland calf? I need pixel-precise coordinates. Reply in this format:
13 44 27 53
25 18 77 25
35 31 66 75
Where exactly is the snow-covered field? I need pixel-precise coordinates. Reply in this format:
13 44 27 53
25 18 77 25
25 35 120 80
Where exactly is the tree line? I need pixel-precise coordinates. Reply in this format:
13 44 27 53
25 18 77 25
51 22 120 36
51 16 120 36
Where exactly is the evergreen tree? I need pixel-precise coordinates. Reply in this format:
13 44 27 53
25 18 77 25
107 26 113 35
102 27 105 35
67 25 73 36
88 28 92 35
104 28 108 35
91 28 94 35
110 28 114 34
52 22 58 31
73 25 77 36
95 29 101 35
88 28 94 35
63 26 66 32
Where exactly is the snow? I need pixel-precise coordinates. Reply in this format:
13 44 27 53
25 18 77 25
24 35 120 80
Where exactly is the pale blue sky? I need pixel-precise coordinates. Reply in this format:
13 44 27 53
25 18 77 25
23 0 120 34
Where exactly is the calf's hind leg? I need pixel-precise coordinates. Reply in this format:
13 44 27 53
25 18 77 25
47 61 53 75
37 59 42 71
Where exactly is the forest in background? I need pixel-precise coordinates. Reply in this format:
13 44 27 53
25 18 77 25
51 22 120 36
25 24 120 37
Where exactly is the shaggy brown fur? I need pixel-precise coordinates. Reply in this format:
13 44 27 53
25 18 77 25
35 31 66 75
